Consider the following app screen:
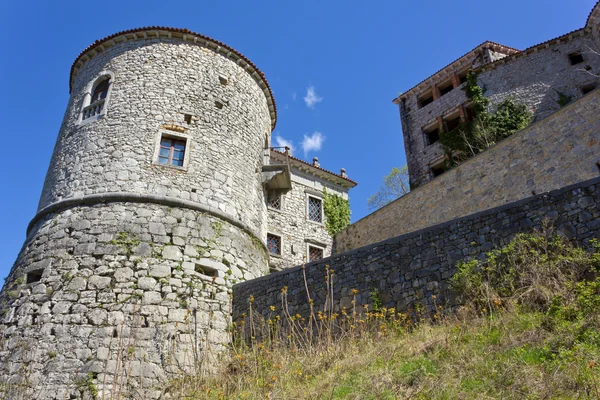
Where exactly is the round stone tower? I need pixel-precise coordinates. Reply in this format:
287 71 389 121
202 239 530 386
0 27 276 399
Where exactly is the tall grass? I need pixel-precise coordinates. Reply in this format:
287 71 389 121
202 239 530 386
168 230 600 399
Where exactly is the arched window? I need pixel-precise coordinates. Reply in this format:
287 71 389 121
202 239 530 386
81 74 112 122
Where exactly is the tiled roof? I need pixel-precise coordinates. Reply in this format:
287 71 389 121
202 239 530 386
396 41 520 100
270 149 357 186
69 26 277 130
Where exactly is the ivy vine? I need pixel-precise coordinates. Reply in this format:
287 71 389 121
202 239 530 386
323 189 351 236
438 71 532 169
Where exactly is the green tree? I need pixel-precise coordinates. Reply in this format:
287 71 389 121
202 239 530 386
367 165 410 211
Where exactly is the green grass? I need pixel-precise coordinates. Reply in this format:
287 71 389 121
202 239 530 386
167 232 600 399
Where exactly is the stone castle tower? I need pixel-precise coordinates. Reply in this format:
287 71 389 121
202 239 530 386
0 27 277 399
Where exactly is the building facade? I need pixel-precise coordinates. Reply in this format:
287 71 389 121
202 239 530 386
265 149 356 271
395 4 600 188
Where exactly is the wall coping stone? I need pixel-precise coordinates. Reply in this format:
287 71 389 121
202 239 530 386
235 175 600 290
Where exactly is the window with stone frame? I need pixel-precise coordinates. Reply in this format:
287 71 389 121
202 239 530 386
267 191 282 210
158 136 186 167
82 76 111 120
267 233 282 255
308 245 324 262
307 196 323 223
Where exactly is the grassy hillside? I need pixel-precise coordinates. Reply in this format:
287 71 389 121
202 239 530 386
170 231 600 399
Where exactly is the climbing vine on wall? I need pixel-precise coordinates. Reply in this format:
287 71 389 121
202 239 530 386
323 189 351 237
439 71 532 168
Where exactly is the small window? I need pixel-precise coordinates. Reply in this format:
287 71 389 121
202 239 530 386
458 71 468 84
308 245 324 262
91 79 110 103
439 81 453 96
267 191 282 210
418 91 434 108
444 115 461 132
569 52 584 65
184 114 192 124
465 105 476 122
581 83 597 95
431 164 446 177
195 263 218 277
307 196 323 223
158 137 186 167
423 125 440 145
267 233 281 255
26 270 43 284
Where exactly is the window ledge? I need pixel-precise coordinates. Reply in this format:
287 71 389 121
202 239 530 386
151 162 189 172
306 219 325 227
79 113 105 126
267 206 284 214
269 253 283 259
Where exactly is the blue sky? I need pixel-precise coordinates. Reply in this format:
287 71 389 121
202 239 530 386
0 0 595 281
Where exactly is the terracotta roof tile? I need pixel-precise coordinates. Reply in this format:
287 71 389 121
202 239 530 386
271 149 357 186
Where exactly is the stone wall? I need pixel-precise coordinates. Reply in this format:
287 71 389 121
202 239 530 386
40 34 272 239
233 177 600 326
336 88 600 253
0 202 267 399
0 30 274 399
267 167 348 271
401 26 600 186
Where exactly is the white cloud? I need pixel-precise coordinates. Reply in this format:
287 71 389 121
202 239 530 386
274 135 294 154
301 132 324 156
303 86 322 109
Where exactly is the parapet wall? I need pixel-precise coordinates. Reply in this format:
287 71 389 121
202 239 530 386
233 177 600 322
336 88 600 254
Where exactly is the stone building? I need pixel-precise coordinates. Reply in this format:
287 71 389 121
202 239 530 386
265 149 356 271
395 3 600 187
0 27 353 399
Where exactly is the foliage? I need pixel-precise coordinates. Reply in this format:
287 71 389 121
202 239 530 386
555 90 573 108
166 236 600 399
323 189 351 236
367 165 410 211
439 71 532 166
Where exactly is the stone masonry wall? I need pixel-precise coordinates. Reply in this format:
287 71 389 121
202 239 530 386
336 88 600 254
267 168 348 271
234 177 600 326
402 28 600 186
40 35 272 239
0 202 268 399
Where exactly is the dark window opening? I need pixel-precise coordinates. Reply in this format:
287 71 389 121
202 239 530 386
219 76 228 85
195 264 218 277
158 136 186 167
308 197 323 223
91 78 110 104
424 126 440 145
439 82 453 96
569 52 584 65
418 92 434 108
581 83 597 95
308 245 324 262
215 101 224 109
267 233 281 255
184 114 192 124
431 164 446 177
445 115 461 132
458 71 468 84
26 270 43 284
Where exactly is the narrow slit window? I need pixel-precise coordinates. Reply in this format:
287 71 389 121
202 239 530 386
184 114 192 124
158 137 186 167
267 233 281 255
